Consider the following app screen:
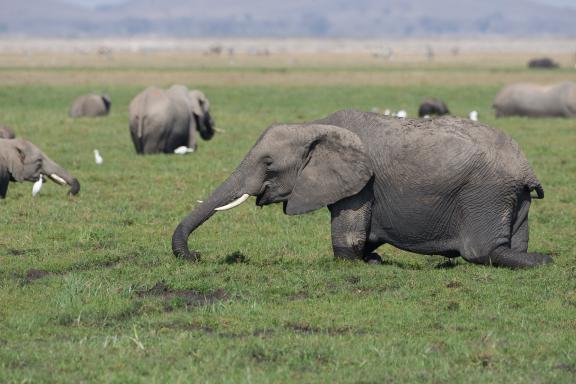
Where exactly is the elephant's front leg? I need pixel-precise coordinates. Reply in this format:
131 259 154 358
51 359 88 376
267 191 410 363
328 182 375 263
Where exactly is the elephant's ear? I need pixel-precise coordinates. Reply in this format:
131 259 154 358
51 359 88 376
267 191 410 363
6 140 41 182
285 124 373 215
188 90 208 117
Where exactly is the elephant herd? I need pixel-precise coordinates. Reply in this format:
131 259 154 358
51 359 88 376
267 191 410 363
2 78 572 269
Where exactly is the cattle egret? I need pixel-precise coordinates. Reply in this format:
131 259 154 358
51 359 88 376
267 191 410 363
32 176 43 197
396 110 407 118
383 109 391 116
94 149 103 164
469 111 478 121
174 146 194 155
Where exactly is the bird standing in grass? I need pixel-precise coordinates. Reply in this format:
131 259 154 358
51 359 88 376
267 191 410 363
32 176 43 197
469 111 478 121
94 149 103 165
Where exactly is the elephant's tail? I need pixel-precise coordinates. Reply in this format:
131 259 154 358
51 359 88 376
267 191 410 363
526 181 544 199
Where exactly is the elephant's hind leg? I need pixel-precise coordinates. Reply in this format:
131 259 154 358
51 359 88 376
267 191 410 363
459 195 551 268
328 182 377 263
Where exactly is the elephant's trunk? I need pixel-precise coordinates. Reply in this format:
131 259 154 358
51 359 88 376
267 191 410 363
42 156 80 196
198 111 215 141
171 170 247 260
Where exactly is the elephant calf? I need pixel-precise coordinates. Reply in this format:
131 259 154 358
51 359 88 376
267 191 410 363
418 98 450 117
172 109 551 269
69 94 111 118
0 138 80 198
128 85 215 154
493 82 576 118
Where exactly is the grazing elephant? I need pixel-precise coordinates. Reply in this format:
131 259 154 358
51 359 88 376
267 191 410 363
493 82 576 118
172 109 551 269
0 138 80 198
0 125 15 139
69 94 111 118
528 57 559 69
418 98 450 117
128 85 215 154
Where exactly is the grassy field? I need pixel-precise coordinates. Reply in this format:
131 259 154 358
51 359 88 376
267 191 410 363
0 52 575 383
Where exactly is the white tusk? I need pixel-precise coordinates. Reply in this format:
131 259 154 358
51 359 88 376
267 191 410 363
215 194 250 211
50 174 66 185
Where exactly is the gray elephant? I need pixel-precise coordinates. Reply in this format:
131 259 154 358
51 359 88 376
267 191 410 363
69 94 111 118
528 57 559 69
418 98 450 117
172 109 551 269
128 85 215 154
493 82 576 118
0 138 80 198
0 125 15 139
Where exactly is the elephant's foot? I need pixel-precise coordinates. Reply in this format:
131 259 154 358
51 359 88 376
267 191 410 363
363 253 383 265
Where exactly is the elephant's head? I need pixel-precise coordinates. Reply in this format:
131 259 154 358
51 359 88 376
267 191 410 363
188 90 215 141
172 123 373 260
0 139 80 198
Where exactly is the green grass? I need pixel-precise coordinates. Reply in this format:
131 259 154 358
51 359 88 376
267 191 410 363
0 78 575 383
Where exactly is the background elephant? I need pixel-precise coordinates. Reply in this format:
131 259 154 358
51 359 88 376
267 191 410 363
172 109 550 269
418 98 450 117
69 94 111 118
493 82 576 117
528 57 559 69
0 125 15 139
0 138 80 198
128 85 215 154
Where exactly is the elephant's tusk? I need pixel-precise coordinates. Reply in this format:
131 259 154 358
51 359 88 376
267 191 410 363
215 194 250 211
50 174 66 185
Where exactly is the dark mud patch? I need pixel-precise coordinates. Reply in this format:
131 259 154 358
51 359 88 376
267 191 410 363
446 280 463 289
23 269 50 283
285 321 366 336
223 251 248 264
555 363 576 374
138 281 228 311
158 322 274 338
345 275 361 285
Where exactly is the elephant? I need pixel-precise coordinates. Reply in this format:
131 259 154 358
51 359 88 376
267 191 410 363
172 109 551 269
128 85 215 154
0 138 80 198
418 98 450 117
493 82 576 118
528 57 559 69
0 125 15 139
69 94 111 118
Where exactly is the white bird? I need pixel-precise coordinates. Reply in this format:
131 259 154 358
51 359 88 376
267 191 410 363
396 110 407 118
383 109 391 116
174 146 194 155
469 111 478 121
32 176 43 197
94 149 103 165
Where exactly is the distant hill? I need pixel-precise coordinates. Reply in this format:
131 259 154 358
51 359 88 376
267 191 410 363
1 0 576 37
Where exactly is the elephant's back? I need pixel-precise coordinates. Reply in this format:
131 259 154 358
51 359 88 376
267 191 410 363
493 82 570 116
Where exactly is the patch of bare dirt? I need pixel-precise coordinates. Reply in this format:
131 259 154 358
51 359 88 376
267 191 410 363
285 321 365 336
23 269 50 283
138 281 228 311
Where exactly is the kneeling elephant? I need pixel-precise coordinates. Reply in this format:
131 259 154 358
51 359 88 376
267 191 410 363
172 110 551 268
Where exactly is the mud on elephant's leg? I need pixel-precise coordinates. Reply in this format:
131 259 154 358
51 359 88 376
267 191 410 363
328 182 376 263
